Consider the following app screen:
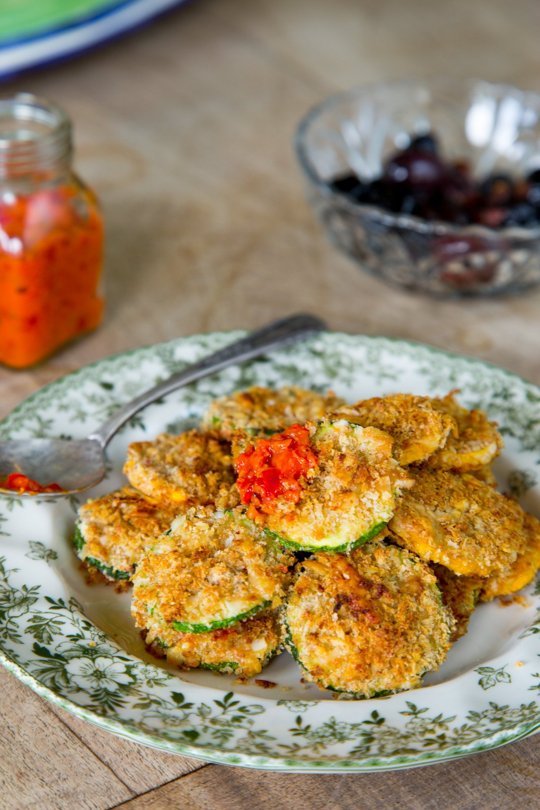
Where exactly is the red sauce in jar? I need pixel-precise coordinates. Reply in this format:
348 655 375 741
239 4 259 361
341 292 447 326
0 94 104 368
0 183 104 368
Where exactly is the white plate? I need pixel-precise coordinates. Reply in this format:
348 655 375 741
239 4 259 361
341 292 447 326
0 331 538 772
0 0 190 80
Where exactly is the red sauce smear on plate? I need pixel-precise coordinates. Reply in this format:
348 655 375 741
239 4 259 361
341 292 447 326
235 424 318 518
0 472 64 494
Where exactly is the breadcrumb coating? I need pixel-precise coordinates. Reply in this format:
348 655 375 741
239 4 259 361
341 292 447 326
430 563 483 641
427 393 503 471
131 506 294 635
77 487 176 578
124 429 238 509
468 465 498 487
332 394 456 465
284 542 454 696
144 611 282 679
202 385 344 439
75 384 540 688
389 468 528 576
255 419 413 551
480 513 540 601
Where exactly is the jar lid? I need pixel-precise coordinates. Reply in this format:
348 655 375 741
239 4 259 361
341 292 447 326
0 93 72 175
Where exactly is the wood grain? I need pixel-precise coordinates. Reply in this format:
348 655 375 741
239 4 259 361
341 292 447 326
52 706 206 794
0 0 539 806
111 733 540 810
0 668 132 808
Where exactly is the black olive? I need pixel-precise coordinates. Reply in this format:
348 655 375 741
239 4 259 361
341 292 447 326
503 202 537 227
330 173 362 196
408 132 439 153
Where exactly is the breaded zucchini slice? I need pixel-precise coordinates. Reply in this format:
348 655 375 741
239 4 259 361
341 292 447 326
284 543 454 697
74 487 176 581
468 465 498 487
430 563 483 641
236 419 412 552
131 506 294 635
389 469 528 576
332 394 456 465
426 392 503 471
480 512 540 601
144 611 282 679
123 429 238 509
202 385 344 439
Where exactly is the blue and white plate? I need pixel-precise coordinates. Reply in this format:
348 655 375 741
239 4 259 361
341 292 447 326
0 0 189 80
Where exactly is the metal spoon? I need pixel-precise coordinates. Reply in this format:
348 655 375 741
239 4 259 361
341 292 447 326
0 314 326 498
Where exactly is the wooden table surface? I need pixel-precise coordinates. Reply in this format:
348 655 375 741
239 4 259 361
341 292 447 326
1 1 540 807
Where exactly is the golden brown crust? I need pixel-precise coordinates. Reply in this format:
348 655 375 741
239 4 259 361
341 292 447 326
468 465 498 487
123 429 239 509
78 487 176 576
284 542 454 696
131 506 294 634
260 420 413 549
332 394 456 465
389 468 528 576
144 611 282 679
79 559 132 591
480 513 540 601
427 393 503 471
76 384 540 694
430 564 483 641
202 385 344 439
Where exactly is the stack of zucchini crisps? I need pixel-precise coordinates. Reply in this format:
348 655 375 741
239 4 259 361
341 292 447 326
74 386 540 698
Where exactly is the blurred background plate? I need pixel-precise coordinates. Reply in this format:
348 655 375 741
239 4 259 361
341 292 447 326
0 0 190 80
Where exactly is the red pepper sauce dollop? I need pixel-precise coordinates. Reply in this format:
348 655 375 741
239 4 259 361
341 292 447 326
235 424 318 519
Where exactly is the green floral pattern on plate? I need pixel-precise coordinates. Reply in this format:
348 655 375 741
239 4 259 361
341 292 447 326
0 332 538 771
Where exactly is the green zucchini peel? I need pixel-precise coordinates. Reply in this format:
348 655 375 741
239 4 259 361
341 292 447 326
84 556 131 581
199 661 239 674
264 520 387 553
72 524 85 552
172 600 271 634
73 523 131 581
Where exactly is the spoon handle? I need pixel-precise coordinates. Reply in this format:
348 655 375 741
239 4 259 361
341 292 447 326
88 313 326 449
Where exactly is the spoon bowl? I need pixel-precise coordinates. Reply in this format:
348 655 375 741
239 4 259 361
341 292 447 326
0 439 106 495
0 314 326 498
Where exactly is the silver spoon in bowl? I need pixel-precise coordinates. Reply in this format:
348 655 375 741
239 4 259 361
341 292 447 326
0 314 326 498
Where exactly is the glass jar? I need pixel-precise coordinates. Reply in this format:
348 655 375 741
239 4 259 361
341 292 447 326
0 93 104 368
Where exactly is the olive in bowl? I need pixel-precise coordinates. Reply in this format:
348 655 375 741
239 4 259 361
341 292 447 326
295 79 540 297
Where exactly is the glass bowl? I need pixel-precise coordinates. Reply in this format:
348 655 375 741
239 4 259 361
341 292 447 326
295 78 540 297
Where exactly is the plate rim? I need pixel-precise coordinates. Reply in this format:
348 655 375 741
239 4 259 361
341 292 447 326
0 0 191 80
1 644 538 772
0 0 128 48
2 329 538 429
0 329 539 771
